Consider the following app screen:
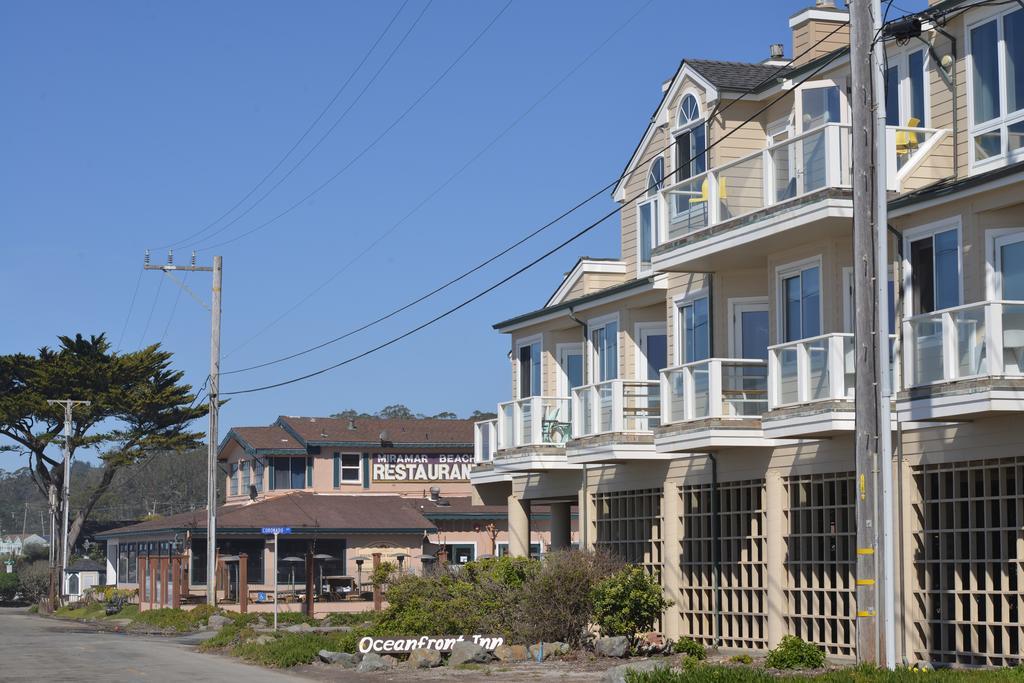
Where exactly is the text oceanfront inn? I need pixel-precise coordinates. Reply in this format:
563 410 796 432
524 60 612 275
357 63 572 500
97 415 571 616
468 0 1024 668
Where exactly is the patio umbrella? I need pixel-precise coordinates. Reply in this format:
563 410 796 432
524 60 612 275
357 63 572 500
312 554 333 594
281 556 304 594
350 555 369 587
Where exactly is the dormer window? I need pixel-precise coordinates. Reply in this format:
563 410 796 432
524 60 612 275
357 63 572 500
639 158 663 271
677 94 701 128
968 6 1024 169
674 95 707 181
647 157 664 196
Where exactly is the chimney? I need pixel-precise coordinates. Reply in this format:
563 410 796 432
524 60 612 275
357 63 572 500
347 418 357 430
789 0 849 67
429 486 441 501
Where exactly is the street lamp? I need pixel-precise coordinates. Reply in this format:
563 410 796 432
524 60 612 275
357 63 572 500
281 556 304 603
312 553 332 597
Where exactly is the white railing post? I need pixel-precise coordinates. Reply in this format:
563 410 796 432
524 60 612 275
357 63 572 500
762 148 774 207
590 386 600 435
768 348 780 409
660 372 671 426
709 360 723 418
902 320 915 388
942 311 958 381
885 127 899 192
796 341 811 403
825 124 842 187
986 301 1003 376
828 335 846 399
683 366 695 421
707 171 720 226
571 390 581 438
531 397 543 445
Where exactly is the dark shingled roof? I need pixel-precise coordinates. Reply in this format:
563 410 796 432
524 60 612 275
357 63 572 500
230 426 305 452
96 492 437 538
277 415 473 446
685 59 792 92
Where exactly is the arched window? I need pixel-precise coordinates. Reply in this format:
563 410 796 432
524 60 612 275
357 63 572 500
647 157 664 196
67 573 80 596
677 94 701 128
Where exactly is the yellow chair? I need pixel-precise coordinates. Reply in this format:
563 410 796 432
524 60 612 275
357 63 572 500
895 117 921 156
688 176 728 206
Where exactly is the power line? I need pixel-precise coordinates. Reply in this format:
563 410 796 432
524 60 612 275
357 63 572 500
136 273 165 348
220 17 846 374
221 0 658 361
223 47 848 396
157 0 414 251
191 0 513 252
160 270 188 344
115 268 144 352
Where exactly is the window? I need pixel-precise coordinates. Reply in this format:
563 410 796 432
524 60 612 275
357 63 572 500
969 7 1024 167
677 296 710 363
638 158 662 271
557 344 584 397
252 459 264 493
800 85 840 131
908 227 960 314
444 544 476 565
885 48 928 127
229 463 238 496
333 452 361 486
517 338 542 398
270 456 309 490
497 542 542 559
240 460 250 494
67 573 79 596
779 262 821 342
674 94 706 180
589 318 619 381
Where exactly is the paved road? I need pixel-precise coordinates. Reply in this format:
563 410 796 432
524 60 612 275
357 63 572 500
0 607 306 682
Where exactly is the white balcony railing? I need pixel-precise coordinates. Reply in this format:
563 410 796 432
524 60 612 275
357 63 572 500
904 300 1024 387
572 380 660 437
496 396 573 450
473 419 497 463
768 333 853 409
660 359 768 424
660 123 944 244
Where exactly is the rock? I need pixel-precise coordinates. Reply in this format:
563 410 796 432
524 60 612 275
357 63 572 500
358 653 396 672
407 648 443 668
252 634 275 645
318 650 358 667
594 636 630 658
528 642 566 661
285 622 314 632
448 641 491 666
207 614 231 630
493 644 529 662
603 660 661 683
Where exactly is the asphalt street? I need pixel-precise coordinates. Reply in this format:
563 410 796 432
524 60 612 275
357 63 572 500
0 607 305 682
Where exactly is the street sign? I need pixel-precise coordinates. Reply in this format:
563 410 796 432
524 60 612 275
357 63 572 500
261 527 291 535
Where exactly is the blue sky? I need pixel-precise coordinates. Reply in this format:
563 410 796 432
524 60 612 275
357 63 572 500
1 0 924 468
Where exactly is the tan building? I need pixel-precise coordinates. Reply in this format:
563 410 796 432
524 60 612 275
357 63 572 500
472 0 1024 667
100 415 569 614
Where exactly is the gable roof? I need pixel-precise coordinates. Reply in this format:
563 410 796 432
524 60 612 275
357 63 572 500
227 426 306 454
545 257 626 307
276 415 473 447
96 492 438 538
685 59 792 92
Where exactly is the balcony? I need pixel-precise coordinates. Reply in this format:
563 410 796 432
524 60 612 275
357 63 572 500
653 123 947 272
567 380 667 463
764 333 855 437
899 300 1024 420
489 397 579 472
655 359 771 451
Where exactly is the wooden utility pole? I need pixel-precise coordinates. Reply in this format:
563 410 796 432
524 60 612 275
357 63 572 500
46 398 90 603
144 250 221 606
849 0 894 667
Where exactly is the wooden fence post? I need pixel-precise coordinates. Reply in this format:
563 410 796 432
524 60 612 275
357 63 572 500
238 553 248 614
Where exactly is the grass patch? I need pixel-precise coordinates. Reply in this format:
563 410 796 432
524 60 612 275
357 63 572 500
272 611 319 626
132 605 218 632
324 611 377 627
232 632 352 668
55 603 108 621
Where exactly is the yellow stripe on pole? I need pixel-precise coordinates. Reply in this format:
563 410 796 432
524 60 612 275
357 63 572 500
857 548 875 555
857 579 876 586
857 610 877 618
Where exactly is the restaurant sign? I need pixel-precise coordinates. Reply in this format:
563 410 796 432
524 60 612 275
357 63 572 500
371 453 474 482
358 634 504 654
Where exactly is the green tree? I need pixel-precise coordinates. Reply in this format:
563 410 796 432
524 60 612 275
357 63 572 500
375 404 416 419
470 409 498 420
0 334 206 562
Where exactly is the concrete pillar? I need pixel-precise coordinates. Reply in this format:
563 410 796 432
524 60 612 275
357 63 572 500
765 470 786 649
549 502 572 551
662 477 682 640
507 493 531 557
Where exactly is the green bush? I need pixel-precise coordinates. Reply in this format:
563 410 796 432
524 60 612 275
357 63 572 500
673 637 707 660
0 572 19 602
324 610 376 627
514 549 622 647
370 560 397 588
591 565 671 639
273 611 318 626
233 632 358 668
764 635 825 670
133 606 220 632
729 654 753 665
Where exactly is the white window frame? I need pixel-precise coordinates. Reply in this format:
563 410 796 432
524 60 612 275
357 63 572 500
794 79 848 132
634 322 668 380
901 216 964 319
496 541 543 558
986 228 1024 299
515 333 544 398
445 542 478 565
775 256 824 343
672 288 710 365
587 313 620 383
966 4 1024 172
556 342 584 397
637 157 663 276
336 452 362 487
842 265 898 333
728 297 769 358
884 44 931 128
670 89 707 179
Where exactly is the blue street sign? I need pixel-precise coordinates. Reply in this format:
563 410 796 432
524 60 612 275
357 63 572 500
261 527 292 535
